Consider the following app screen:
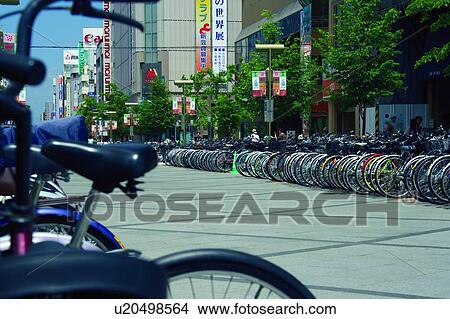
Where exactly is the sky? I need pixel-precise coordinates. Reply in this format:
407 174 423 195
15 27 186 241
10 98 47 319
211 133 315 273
1 0 102 122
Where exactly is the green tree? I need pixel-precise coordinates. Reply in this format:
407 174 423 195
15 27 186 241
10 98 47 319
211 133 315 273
318 0 404 134
406 0 450 75
137 77 175 137
227 54 266 134
272 38 321 121
103 83 130 140
229 10 321 135
260 9 283 43
77 96 105 137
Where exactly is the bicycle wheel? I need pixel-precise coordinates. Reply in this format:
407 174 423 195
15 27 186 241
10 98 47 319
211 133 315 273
428 155 450 202
0 214 121 252
441 162 450 201
374 155 407 198
154 249 314 299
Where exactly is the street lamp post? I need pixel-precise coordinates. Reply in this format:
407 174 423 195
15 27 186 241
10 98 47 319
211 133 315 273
125 102 139 142
105 111 117 143
174 80 194 146
255 44 285 137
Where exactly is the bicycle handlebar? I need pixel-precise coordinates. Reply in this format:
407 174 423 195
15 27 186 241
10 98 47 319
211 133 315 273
0 52 46 85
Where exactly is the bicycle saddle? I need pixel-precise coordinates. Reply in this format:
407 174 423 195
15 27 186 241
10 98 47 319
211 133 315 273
0 241 167 298
2 144 65 175
41 140 158 193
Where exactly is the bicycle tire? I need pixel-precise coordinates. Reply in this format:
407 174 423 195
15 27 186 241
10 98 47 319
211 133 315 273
0 215 120 251
154 249 315 299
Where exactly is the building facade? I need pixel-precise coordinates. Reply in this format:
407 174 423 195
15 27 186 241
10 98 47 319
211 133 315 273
110 0 242 99
327 0 450 134
110 2 145 101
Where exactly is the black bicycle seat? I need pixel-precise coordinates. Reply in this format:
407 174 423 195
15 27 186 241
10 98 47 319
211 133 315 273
41 140 158 193
0 241 167 298
2 144 65 175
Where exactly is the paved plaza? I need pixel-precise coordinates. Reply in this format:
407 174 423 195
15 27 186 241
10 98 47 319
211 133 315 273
64 165 450 298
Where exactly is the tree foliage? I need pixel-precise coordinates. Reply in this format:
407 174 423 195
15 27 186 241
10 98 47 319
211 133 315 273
406 0 450 75
137 77 175 136
77 83 130 140
317 0 404 133
260 9 283 43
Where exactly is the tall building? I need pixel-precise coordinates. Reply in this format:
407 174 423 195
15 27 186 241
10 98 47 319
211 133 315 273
111 2 145 101
111 0 242 98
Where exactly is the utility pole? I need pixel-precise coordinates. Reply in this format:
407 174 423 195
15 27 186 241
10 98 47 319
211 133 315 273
125 102 139 142
255 44 285 137
174 80 194 146
105 111 116 143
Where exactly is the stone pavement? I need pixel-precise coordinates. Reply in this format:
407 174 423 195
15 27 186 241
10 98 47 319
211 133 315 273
63 165 450 298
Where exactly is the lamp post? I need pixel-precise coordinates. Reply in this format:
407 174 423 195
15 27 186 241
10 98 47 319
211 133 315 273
105 111 117 143
174 80 194 146
255 44 285 137
125 102 139 142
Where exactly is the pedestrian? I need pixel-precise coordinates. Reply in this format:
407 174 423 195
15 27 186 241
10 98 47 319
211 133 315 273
250 128 260 143
409 116 423 135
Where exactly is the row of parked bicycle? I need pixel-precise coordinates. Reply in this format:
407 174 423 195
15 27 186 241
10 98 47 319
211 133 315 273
164 131 450 204
165 148 234 173
235 151 450 204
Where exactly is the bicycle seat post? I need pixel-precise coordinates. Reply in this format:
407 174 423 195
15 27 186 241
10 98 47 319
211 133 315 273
68 189 100 249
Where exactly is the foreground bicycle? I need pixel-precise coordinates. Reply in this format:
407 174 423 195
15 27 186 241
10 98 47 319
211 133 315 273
0 0 314 299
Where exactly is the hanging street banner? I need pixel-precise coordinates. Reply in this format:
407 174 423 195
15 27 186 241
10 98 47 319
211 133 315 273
173 97 183 115
273 71 287 97
252 71 267 97
196 0 212 72
212 0 227 73
186 97 197 115
124 114 130 126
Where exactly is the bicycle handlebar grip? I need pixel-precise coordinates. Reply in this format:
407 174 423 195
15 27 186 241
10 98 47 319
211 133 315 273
0 52 46 85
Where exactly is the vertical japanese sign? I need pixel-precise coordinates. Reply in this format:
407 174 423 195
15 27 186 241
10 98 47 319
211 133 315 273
273 71 287 97
212 0 227 73
103 1 112 97
78 42 88 74
252 71 267 97
58 75 64 118
196 0 211 72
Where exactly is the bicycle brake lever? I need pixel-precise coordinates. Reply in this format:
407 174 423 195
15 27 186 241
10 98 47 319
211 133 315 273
71 0 144 32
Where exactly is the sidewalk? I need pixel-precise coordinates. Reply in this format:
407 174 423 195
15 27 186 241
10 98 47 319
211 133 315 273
64 165 450 298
